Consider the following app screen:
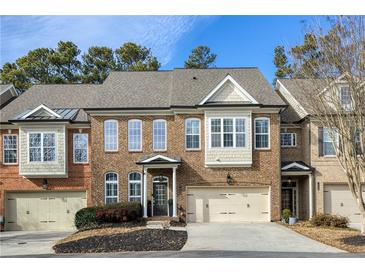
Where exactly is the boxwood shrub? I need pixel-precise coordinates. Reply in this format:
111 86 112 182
74 202 142 229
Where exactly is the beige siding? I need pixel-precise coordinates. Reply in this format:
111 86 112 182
19 125 67 177
208 81 248 102
204 110 252 167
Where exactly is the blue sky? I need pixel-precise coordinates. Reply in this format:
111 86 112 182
1 16 318 83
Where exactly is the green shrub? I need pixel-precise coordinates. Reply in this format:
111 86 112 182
310 213 348 228
282 209 291 223
74 206 100 229
75 202 142 229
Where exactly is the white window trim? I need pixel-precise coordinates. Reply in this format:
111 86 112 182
3 134 18 165
185 118 201 150
27 132 57 163
153 119 167 151
323 127 338 157
280 133 297 148
21 104 62 119
73 133 89 164
209 117 247 149
254 117 271 150
104 172 119 204
128 119 142 152
104 119 119 152
128 172 142 203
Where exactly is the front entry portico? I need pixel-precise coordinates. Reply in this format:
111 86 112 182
136 155 181 218
281 161 314 220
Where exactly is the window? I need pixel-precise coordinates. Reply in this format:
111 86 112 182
3 134 17 164
323 128 338 156
185 118 200 150
340 86 351 109
153 119 166 151
105 172 118 204
128 172 142 203
73 134 88 163
128 120 142 151
255 118 270 149
281 133 297 147
210 118 247 148
104 120 118 151
235 118 246 147
29 133 56 162
211 118 221 148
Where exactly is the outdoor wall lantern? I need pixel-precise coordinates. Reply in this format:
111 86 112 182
227 173 234 185
42 179 49 190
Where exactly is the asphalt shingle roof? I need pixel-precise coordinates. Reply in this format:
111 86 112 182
1 68 286 123
0 84 99 123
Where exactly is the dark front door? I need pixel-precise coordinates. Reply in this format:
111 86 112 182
281 188 293 213
153 183 168 216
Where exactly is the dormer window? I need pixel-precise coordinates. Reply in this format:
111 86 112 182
339 86 351 109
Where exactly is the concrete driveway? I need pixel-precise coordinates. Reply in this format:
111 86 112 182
182 222 344 254
0 230 73 257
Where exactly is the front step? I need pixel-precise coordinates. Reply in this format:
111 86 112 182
146 220 170 229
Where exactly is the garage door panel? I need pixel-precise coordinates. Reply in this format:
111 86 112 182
324 184 365 224
187 187 269 223
5 191 86 231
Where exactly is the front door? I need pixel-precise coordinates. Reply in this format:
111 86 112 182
153 182 168 216
281 181 297 217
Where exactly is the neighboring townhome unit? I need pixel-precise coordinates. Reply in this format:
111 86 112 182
276 77 365 229
85 68 286 224
0 85 98 231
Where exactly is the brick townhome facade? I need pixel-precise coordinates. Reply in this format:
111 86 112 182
0 68 363 231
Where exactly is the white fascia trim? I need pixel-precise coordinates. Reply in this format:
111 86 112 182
282 162 310 171
199 74 259 105
141 154 178 163
21 104 62 119
276 79 308 118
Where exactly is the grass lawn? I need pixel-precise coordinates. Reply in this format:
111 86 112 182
284 221 365 253
53 226 187 253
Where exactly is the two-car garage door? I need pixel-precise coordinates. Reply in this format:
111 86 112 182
5 191 87 231
324 184 365 225
187 187 270 223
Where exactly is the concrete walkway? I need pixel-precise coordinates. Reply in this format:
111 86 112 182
0 230 74 257
182 222 344 253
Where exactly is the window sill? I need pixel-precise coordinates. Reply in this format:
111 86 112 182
73 162 89 165
185 148 201 152
2 163 18 166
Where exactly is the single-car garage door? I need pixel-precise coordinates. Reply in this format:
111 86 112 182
5 191 87 231
187 187 270 223
324 184 365 224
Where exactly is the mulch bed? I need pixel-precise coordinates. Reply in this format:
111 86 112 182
282 221 365 253
53 229 187 253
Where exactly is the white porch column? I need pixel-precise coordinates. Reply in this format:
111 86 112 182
172 167 177 217
308 174 313 219
143 167 148 218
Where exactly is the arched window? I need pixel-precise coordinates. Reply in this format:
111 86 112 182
104 120 118 151
254 117 270 149
185 118 201 150
128 172 142 203
153 119 167 151
105 172 118 204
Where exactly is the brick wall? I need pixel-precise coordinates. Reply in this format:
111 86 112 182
90 112 281 221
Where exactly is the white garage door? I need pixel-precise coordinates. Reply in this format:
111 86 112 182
5 191 87 231
324 184 365 224
187 187 270 223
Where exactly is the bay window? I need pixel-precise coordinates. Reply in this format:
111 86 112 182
29 132 56 162
210 118 246 148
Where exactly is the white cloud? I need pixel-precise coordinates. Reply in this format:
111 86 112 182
0 16 215 66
